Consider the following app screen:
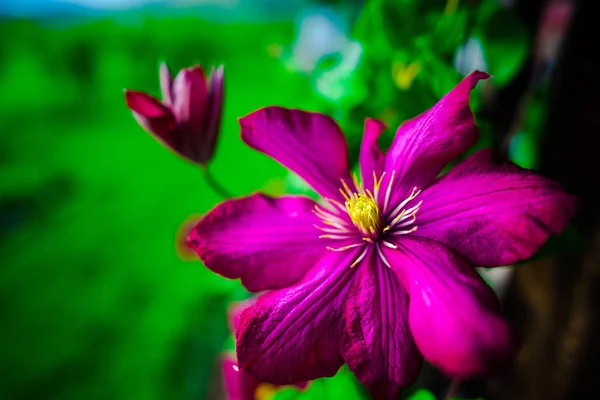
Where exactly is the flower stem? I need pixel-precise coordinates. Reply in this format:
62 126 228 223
445 379 460 399
201 166 234 199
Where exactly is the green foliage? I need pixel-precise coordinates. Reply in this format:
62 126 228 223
272 366 369 400
406 389 437 400
406 388 485 400
0 14 314 400
303 0 530 168
474 0 529 87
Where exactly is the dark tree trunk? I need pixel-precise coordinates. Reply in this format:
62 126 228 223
499 1 600 399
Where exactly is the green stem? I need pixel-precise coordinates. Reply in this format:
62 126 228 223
201 166 234 199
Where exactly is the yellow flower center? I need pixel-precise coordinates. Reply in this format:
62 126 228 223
313 172 423 267
345 192 382 237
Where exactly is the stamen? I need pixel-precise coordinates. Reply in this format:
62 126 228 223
327 242 364 252
388 187 420 222
339 188 350 201
319 234 356 240
393 214 417 228
382 240 397 249
313 225 340 233
383 170 396 214
389 205 418 227
318 171 424 246
345 191 382 238
350 247 369 268
320 201 340 215
314 206 352 228
376 243 392 268
324 198 346 213
372 171 386 203
390 226 418 235
340 179 354 198
372 171 379 198
322 220 352 231
352 173 363 195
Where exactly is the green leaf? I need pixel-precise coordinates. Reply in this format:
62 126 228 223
272 365 368 400
475 0 529 86
407 388 436 400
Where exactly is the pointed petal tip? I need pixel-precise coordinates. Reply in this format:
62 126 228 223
186 64 208 76
124 90 170 118
238 106 276 129
365 117 388 130
467 70 492 86
210 64 225 93
172 65 208 93
158 61 174 105
237 114 251 129
214 64 225 75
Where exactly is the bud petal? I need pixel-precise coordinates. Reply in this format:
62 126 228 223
198 64 225 164
159 62 174 106
172 66 208 128
125 90 176 147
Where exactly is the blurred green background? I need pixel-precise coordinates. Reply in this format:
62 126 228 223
0 0 569 398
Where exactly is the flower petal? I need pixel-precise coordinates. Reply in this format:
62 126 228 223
384 237 515 378
221 353 260 400
414 149 577 267
188 193 325 292
196 64 225 164
360 118 387 192
342 254 423 400
236 249 360 384
159 62 173 106
240 107 352 201
124 90 176 145
172 65 208 127
125 90 171 118
383 71 489 205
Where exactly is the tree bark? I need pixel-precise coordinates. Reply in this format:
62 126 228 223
499 1 600 399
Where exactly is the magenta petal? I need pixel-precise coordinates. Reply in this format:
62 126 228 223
221 353 260 400
236 249 360 384
383 71 489 203
385 237 515 378
188 193 324 292
172 65 208 128
414 149 577 267
159 62 173 106
125 90 171 118
197 64 225 164
360 118 387 192
342 256 423 400
124 90 176 145
240 107 353 201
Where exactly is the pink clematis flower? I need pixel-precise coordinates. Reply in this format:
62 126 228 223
124 62 224 165
221 299 308 400
188 71 576 400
